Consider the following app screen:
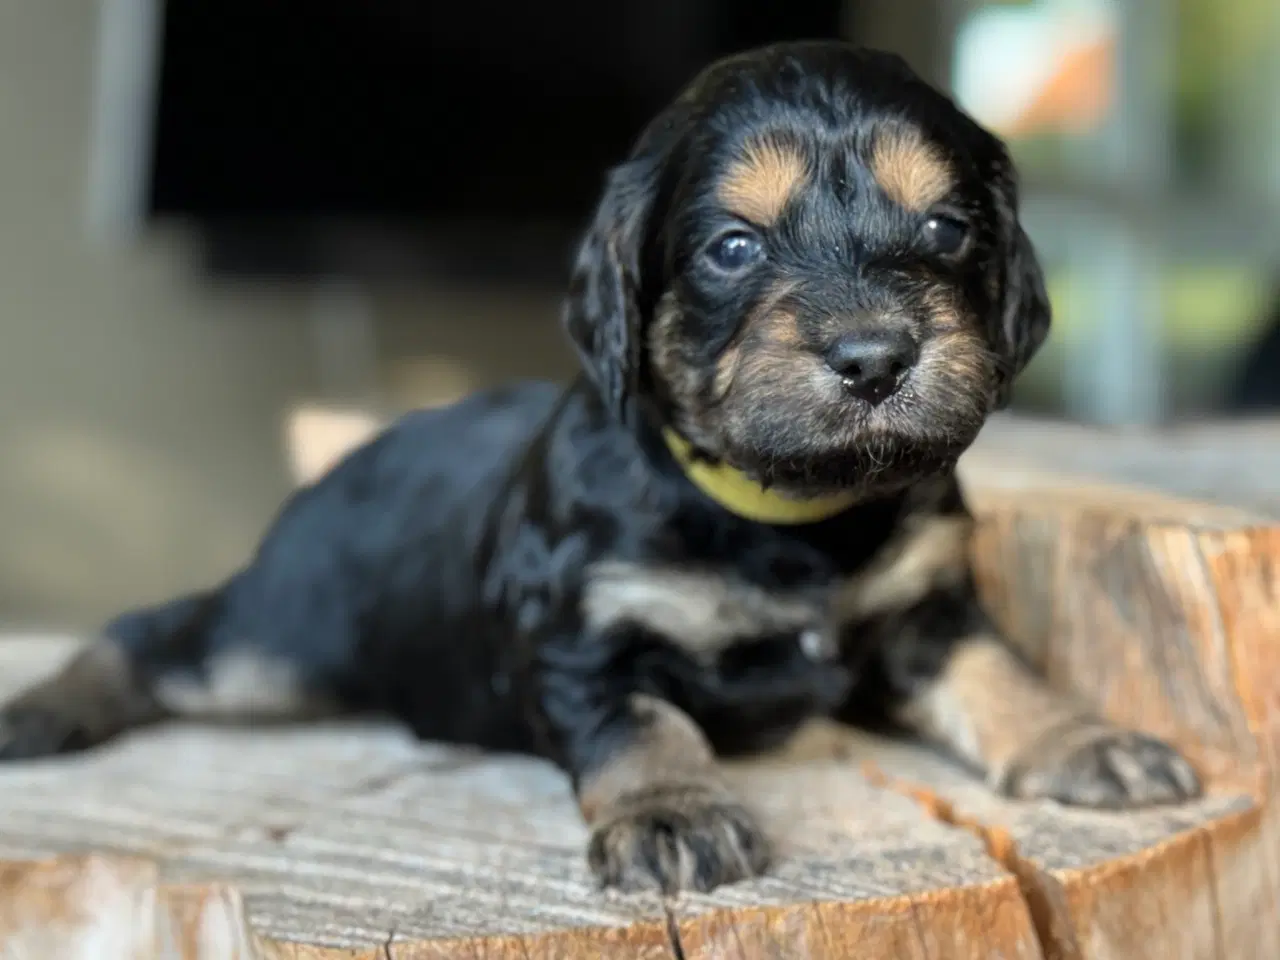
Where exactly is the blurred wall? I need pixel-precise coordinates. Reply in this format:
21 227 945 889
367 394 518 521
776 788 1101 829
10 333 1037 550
0 3 320 628
0 4 575 630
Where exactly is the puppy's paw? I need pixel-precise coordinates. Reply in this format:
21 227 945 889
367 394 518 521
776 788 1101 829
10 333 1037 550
999 723 1202 809
0 704 93 761
586 783 771 894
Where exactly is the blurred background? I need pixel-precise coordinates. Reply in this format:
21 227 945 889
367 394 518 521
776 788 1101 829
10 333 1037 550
1 0 1277 629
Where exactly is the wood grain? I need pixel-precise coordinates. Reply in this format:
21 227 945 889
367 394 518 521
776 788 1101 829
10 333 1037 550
0 643 1040 958
0 414 1278 958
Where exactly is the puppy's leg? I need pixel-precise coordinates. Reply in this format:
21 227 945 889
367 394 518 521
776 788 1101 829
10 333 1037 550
0 589 336 761
860 588 1202 807
545 668 769 893
0 635 164 760
581 694 770 893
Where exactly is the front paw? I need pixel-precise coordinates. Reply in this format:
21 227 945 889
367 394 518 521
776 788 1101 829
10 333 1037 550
999 723 1202 809
586 783 771 894
0 704 93 761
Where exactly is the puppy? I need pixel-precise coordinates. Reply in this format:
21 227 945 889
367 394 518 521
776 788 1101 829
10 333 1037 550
0 42 1199 894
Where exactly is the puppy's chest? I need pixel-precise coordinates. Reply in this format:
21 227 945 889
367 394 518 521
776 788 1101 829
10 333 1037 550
581 511 973 663
575 513 971 752
582 554 839 665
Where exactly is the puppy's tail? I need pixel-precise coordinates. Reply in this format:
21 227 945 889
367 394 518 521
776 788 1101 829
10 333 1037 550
101 586 228 666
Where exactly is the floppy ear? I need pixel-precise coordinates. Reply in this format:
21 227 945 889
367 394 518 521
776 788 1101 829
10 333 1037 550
988 165 1052 409
562 156 662 425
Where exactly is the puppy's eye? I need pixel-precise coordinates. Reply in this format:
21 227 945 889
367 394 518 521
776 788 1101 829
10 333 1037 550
705 231 764 272
921 215 971 257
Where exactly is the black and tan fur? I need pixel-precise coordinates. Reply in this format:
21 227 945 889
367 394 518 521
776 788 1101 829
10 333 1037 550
0 43 1200 894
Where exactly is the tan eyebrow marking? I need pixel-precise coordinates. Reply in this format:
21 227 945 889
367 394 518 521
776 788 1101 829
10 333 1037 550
870 124 956 212
717 137 808 226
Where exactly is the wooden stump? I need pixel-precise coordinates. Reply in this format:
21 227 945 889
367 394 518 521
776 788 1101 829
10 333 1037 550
0 417 1277 959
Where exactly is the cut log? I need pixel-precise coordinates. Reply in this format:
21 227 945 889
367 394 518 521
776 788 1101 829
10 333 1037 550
0 416 1277 959
970 415 1280 519
0 637 1039 959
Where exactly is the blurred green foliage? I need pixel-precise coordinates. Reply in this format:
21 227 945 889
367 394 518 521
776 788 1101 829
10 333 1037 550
1173 0 1278 182
956 1 1278 413
993 0 1278 186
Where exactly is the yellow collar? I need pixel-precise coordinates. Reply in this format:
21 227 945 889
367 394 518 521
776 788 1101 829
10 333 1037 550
661 428 859 525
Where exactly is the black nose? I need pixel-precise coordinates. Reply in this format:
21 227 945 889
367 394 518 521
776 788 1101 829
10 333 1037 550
824 330 919 405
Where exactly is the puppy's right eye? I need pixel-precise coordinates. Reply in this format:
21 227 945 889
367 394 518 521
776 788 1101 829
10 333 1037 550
705 231 764 273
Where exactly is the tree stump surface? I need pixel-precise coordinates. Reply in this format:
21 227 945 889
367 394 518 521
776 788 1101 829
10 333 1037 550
1 415 1278 959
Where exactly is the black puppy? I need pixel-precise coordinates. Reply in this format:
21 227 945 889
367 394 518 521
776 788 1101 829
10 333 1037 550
0 42 1200 894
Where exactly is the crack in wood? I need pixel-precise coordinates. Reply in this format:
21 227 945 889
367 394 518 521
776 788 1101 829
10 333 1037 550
662 900 687 960
808 900 836 957
1196 826 1228 960
862 763 1082 960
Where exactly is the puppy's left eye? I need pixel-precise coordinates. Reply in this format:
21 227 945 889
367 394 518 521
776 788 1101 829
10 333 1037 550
921 215 971 257
705 231 764 273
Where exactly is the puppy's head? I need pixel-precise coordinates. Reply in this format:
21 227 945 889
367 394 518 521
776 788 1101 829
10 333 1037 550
563 42 1050 499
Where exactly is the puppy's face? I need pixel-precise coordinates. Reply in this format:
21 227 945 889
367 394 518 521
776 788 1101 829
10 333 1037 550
564 43 1050 499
